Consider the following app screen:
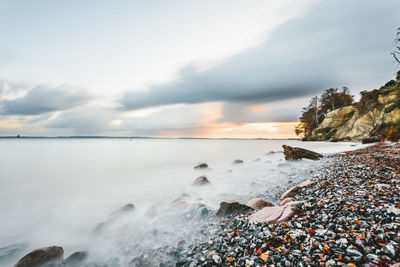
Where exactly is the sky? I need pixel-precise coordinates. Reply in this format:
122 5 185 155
0 0 399 138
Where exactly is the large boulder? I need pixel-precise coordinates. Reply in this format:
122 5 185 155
248 206 296 224
216 200 253 217
282 145 323 161
193 176 210 186
14 246 63 267
280 179 316 200
247 198 274 210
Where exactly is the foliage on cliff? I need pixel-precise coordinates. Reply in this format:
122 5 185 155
296 71 400 141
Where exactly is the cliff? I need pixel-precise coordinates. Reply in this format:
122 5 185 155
307 76 400 142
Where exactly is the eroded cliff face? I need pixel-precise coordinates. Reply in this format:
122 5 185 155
309 90 400 141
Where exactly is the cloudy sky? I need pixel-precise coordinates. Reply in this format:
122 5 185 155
0 0 399 138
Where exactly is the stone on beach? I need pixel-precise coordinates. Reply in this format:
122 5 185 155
280 197 293 205
282 145 323 160
248 206 296 224
280 179 316 200
14 246 63 267
247 198 274 210
216 199 253 217
193 176 210 186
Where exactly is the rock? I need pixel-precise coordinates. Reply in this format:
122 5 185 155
280 198 293 206
284 201 305 209
282 145 323 160
95 203 135 233
362 137 379 144
193 176 210 186
112 203 135 216
248 206 296 224
14 246 63 267
233 159 244 164
280 179 316 200
0 243 27 263
247 198 274 210
216 200 253 217
63 251 88 266
194 163 208 169
188 202 213 219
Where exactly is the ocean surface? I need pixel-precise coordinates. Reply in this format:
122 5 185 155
0 138 367 265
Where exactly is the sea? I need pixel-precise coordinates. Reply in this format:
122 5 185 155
0 138 367 265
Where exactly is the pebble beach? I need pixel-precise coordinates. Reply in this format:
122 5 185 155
152 143 400 267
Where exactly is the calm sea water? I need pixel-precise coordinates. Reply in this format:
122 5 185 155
0 138 365 264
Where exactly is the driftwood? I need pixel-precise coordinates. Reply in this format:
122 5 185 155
282 145 323 161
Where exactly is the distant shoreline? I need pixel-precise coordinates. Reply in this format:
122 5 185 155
0 136 301 141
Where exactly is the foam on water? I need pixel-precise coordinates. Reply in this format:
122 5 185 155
0 138 368 265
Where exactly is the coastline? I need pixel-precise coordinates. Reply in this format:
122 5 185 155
150 142 400 266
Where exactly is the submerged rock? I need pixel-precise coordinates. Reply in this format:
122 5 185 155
62 251 88 266
216 200 253 217
282 145 323 160
194 163 208 169
193 176 210 186
14 246 63 267
233 159 244 164
247 198 274 210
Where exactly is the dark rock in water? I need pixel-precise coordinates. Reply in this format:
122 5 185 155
14 246 63 267
282 145 323 160
194 163 208 169
233 159 244 164
0 243 27 263
95 203 135 233
216 200 253 217
362 137 379 144
247 198 274 210
193 176 210 186
112 203 135 215
62 251 88 266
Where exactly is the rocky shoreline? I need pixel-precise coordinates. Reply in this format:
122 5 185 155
6 143 400 266
158 143 400 266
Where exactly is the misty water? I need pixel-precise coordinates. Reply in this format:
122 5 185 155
0 138 367 265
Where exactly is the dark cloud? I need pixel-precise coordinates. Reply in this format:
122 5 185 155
120 0 400 111
0 84 91 115
47 106 114 134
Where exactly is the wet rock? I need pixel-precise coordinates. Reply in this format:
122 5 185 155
14 246 63 267
62 251 88 266
233 159 244 164
193 176 210 186
248 206 296 224
247 198 274 210
194 163 208 169
216 200 253 217
95 203 135 233
280 179 316 200
282 145 323 160
280 198 293 206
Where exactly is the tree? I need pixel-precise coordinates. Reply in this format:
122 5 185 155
295 96 324 139
320 88 338 112
391 27 400 64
